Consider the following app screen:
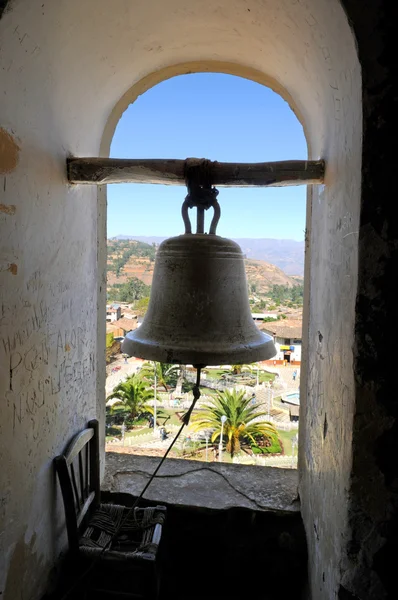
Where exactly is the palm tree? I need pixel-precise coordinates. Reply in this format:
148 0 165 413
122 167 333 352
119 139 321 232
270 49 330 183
230 364 253 375
139 361 179 391
106 375 153 423
191 389 278 457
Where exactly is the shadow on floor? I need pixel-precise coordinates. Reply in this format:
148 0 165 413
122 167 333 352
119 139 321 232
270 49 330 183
44 492 308 600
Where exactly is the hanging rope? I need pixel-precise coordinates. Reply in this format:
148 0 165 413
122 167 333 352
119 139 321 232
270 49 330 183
182 158 220 234
181 365 203 425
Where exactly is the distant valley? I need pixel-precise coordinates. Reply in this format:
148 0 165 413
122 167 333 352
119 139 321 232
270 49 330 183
113 235 305 276
107 239 301 292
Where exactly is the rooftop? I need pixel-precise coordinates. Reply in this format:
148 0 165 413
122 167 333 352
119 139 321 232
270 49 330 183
112 317 138 332
106 303 121 310
260 319 302 340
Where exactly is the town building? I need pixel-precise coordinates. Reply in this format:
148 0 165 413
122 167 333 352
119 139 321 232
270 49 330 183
106 317 137 338
251 312 278 321
106 303 121 322
260 319 302 365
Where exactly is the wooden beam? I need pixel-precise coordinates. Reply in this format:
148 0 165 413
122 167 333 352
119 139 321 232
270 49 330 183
67 157 325 187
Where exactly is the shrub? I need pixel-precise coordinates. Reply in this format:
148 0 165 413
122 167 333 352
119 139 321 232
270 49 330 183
252 434 282 454
105 425 120 437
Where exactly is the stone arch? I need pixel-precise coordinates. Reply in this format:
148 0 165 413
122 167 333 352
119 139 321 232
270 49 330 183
99 61 308 157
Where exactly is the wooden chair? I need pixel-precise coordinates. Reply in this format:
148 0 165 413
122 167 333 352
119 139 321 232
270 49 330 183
55 419 166 599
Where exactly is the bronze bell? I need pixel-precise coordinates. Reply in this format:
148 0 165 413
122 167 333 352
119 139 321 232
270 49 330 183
122 183 276 366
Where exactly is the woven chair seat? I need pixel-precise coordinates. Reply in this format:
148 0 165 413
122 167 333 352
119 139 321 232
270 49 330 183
79 503 166 562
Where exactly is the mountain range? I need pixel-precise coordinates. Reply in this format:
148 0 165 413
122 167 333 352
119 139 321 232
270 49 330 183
112 236 305 275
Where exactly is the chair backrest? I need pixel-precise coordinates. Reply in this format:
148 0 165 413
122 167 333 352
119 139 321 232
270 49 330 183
55 419 100 552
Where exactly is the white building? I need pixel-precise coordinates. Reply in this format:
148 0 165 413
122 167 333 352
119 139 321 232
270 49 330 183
261 319 302 364
106 303 122 322
251 312 278 321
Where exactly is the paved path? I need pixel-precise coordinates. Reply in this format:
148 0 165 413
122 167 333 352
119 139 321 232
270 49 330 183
110 430 181 451
276 364 301 391
105 356 144 398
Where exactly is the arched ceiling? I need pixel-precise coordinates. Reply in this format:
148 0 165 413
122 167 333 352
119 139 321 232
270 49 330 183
0 0 359 159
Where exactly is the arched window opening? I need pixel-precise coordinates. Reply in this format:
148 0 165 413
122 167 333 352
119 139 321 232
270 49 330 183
104 73 308 489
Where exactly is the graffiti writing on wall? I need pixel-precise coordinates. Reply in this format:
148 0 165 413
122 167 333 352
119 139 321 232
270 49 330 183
0 297 96 433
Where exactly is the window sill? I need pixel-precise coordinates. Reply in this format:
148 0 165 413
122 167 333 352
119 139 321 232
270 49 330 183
103 451 299 513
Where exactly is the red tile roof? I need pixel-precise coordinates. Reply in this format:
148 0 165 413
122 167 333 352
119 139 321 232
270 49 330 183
260 319 302 340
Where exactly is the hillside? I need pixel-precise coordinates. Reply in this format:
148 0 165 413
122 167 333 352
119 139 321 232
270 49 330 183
107 239 299 293
111 235 305 276
245 259 298 293
107 239 155 287
236 238 304 276
107 257 154 287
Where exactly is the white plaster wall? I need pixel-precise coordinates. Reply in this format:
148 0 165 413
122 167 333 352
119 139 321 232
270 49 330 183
265 335 302 362
292 344 302 362
0 3 102 595
299 32 362 600
0 1 360 598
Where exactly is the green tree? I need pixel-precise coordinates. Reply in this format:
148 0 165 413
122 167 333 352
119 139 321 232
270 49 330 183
268 283 304 306
139 362 179 392
135 296 150 315
106 375 153 423
113 257 125 277
108 277 150 303
191 389 278 457
106 332 114 348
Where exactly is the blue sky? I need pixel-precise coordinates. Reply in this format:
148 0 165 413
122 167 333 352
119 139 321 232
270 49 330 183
108 73 307 240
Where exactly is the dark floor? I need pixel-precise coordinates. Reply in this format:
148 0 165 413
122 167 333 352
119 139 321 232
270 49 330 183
44 492 308 600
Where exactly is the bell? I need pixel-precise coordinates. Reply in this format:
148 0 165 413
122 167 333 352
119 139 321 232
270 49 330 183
122 178 276 366
122 233 276 365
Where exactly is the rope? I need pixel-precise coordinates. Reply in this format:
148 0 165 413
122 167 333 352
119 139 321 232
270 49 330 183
182 158 220 234
60 365 204 600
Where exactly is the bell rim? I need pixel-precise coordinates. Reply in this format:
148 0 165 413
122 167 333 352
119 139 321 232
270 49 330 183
121 333 276 366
